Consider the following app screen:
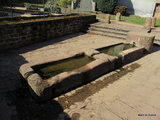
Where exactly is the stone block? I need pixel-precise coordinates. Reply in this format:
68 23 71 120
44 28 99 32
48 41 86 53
93 53 110 61
93 53 118 71
105 14 110 24
127 31 155 53
144 17 152 30
47 70 85 98
116 12 121 21
151 17 156 27
19 63 48 101
86 59 110 80
119 46 144 65
103 54 118 71
85 49 100 57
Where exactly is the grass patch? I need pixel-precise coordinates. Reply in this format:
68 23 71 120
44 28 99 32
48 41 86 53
120 15 146 25
94 13 146 25
155 20 160 27
93 13 160 27
23 3 44 7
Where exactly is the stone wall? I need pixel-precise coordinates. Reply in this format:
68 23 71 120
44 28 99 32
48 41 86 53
0 15 96 51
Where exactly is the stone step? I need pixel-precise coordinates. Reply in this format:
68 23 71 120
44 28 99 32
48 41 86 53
88 26 128 36
89 24 130 32
86 29 127 40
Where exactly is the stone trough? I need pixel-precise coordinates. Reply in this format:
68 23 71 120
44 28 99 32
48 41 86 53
19 42 144 102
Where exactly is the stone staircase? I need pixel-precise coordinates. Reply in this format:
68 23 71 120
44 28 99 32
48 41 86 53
82 22 160 46
82 22 143 40
83 22 131 40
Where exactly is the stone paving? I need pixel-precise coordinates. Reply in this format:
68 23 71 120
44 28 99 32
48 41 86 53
57 50 160 120
0 32 124 120
0 21 160 120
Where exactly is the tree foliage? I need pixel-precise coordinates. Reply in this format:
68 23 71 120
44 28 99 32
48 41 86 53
44 1 61 13
57 0 72 7
114 6 127 15
93 0 118 13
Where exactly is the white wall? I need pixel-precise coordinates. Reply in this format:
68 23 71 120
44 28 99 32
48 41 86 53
118 0 156 17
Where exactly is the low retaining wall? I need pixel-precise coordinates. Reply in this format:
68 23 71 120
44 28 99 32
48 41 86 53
0 15 96 51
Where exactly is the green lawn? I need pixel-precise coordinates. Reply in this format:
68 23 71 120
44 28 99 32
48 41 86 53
155 20 160 26
95 13 160 27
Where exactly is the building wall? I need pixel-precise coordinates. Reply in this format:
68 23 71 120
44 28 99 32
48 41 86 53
0 15 96 51
118 0 156 17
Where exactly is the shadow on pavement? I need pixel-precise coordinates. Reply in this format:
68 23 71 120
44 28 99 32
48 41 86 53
0 33 85 120
3 86 71 120
151 43 160 53
15 32 85 54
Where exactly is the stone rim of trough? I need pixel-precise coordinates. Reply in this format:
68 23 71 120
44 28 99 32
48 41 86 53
19 42 144 102
19 50 114 101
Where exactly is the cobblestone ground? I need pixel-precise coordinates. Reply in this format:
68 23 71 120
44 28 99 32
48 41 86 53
0 22 160 120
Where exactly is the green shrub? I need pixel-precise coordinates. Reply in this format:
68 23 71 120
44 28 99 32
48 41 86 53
114 6 127 15
93 0 118 13
57 0 72 8
44 1 61 14
24 3 32 10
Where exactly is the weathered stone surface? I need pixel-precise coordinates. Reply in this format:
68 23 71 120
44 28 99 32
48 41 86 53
19 64 34 79
27 74 43 96
127 31 155 53
20 52 111 101
144 17 152 30
19 41 145 102
19 63 48 101
85 49 100 57
0 15 96 51
116 12 121 21
47 71 85 98
105 14 110 24
93 53 118 70
119 46 144 65
103 54 118 71
86 59 110 80
93 53 110 61
151 17 156 27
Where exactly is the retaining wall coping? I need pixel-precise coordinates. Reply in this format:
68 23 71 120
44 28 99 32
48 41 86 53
0 15 96 26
